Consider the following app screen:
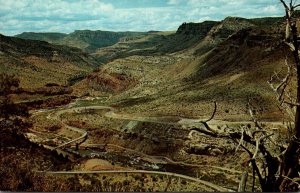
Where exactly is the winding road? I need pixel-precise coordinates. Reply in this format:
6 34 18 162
36 169 233 192
30 97 255 192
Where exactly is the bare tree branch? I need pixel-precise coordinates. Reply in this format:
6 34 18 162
203 101 217 122
278 59 291 101
278 175 300 187
238 172 248 192
268 59 291 100
294 4 300 9
252 134 274 160
283 101 300 107
281 0 290 10
248 101 265 131
235 126 245 152
252 138 261 161
267 57 296 119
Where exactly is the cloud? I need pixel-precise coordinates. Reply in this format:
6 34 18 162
262 5 280 14
167 0 184 5
0 0 285 36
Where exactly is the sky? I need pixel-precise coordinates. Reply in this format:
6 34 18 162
0 0 288 36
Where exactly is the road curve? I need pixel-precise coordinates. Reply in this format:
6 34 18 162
36 169 234 192
47 105 182 150
71 143 252 176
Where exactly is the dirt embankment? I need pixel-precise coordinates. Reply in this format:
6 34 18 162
10 84 77 110
85 69 138 93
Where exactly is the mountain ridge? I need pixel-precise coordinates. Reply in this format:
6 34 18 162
71 15 290 122
1 14 290 121
15 30 149 52
0 34 98 88
14 15 284 56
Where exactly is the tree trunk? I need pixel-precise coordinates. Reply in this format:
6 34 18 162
279 22 300 192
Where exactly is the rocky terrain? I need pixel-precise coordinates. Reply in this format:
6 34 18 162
71 16 290 122
1 14 295 192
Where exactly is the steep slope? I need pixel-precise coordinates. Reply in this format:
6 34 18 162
175 26 287 120
76 16 288 121
93 16 281 63
16 30 148 53
92 31 176 63
92 21 219 63
64 30 147 52
0 34 98 89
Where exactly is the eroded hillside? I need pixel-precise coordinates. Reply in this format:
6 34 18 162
73 16 289 122
0 34 98 89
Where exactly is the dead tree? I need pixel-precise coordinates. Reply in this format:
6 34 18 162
190 102 281 192
278 0 300 191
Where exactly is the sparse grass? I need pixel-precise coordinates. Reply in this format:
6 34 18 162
50 173 209 192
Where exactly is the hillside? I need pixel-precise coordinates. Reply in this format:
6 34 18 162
92 21 222 63
0 34 98 89
74 16 289 121
16 30 148 53
92 16 284 63
15 16 284 59
14 32 67 42
2 12 297 192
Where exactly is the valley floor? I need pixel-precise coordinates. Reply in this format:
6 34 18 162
24 96 287 191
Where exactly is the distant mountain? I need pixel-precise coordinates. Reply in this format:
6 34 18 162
16 30 148 52
76 15 289 121
15 16 284 58
14 32 67 42
0 34 98 88
93 16 284 63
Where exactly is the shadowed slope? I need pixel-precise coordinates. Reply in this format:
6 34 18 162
0 34 98 88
